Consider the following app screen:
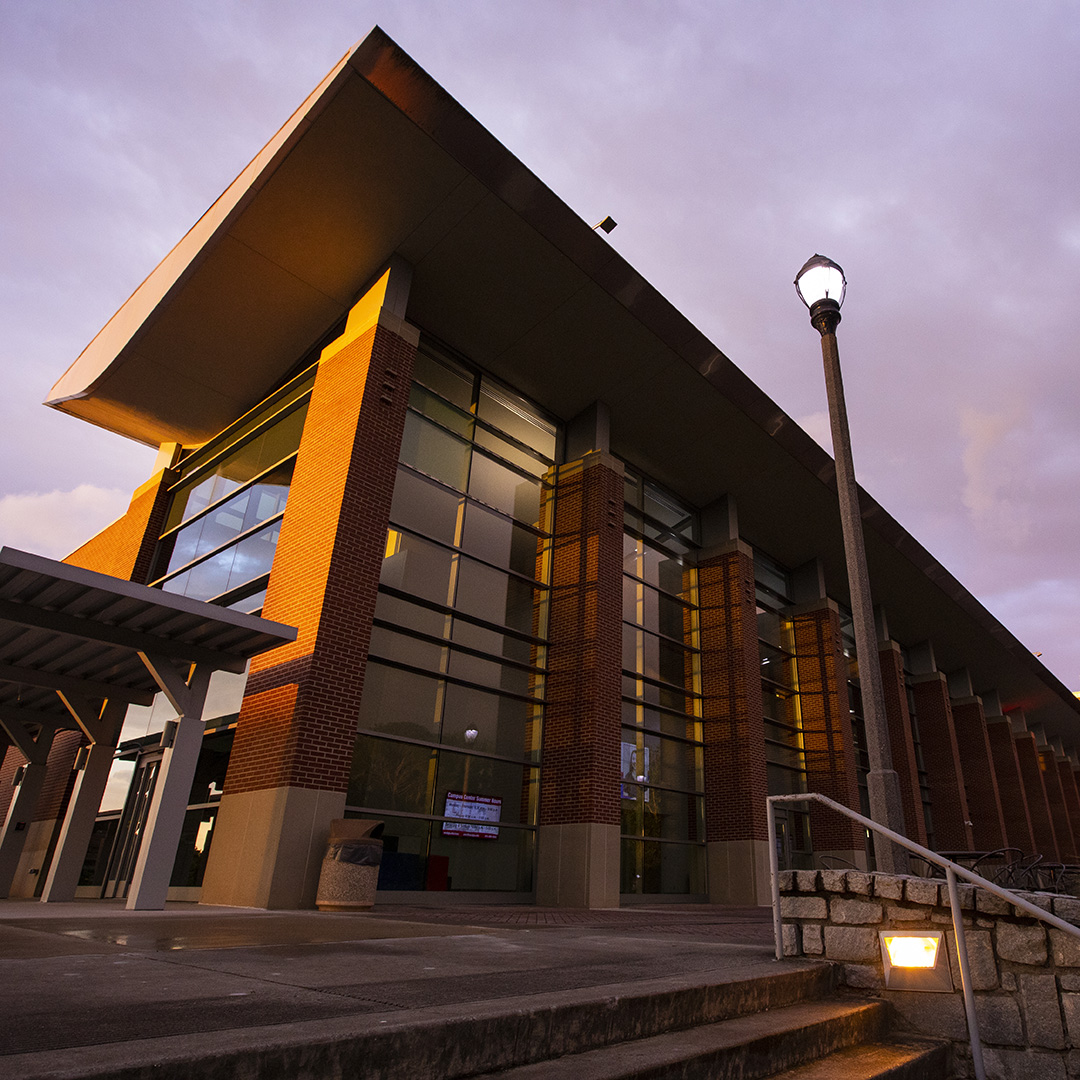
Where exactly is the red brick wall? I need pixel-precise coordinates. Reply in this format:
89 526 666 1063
1056 760 1080 860
789 604 863 852
1014 732 1060 860
65 469 176 584
32 731 84 822
1040 749 1075 858
539 455 623 829
697 546 768 844
909 675 973 851
986 721 1037 853
878 643 928 846
951 698 1007 851
0 743 22 821
222 319 417 798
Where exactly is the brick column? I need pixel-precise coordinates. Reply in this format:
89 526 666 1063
201 271 419 909
878 641 927 847
1056 758 1080 860
788 601 864 863
950 696 1008 852
536 451 624 908
986 716 1036 853
1040 747 1075 858
696 540 769 904
1013 730 1060 860
909 674 973 851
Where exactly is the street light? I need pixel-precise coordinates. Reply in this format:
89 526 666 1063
795 255 909 874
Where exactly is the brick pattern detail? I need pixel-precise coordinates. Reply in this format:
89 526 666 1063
697 548 768 843
1056 761 1080 861
64 469 177 584
987 722 1037 853
1040 750 1076 858
909 676 974 851
1014 732 1060 860
539 457 623 828
0 731 82 823
877 644 928 846
222 321 417 796
0 742 20 821
951 699 1008 851
789 605 863 852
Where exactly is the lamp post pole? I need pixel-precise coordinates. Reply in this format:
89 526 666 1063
795 255 909 874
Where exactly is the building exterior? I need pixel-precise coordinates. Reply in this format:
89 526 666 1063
4 28 1079 909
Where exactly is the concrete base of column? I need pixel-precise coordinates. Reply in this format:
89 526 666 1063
706 839 771 906
200 785 346 909
4 818 59 898
536 822 620 908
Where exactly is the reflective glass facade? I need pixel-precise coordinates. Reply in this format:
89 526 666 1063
348 341 557 893
620 471 705 895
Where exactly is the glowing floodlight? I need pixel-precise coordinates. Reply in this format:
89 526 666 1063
879 930 953 992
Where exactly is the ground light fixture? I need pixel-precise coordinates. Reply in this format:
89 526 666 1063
879 930 954 992
794 255 909 873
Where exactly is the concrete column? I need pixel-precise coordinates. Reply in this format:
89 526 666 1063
1036 734 1075 860
201 265 420 909
908 673 973 851
1013 721 1060 860
787 600 865 865
1055 752 1080 859
697 539 770 905
985 713 1037 853
0 726 57 897
536 451 624 908
950 695 1008 852
877 640 928 847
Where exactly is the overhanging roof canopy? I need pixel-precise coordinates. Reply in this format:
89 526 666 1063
0 547 295 742
41 29 1080 747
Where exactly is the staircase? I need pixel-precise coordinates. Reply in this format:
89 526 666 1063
468 963 949 1079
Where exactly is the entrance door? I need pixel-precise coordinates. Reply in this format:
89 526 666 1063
102 756 161 899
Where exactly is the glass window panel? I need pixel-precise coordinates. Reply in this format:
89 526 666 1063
374 591 450 639
389 467 461 546
357 663 442 741
620 839 705 895
621 729 702 792
428 818 535 892
446 649 533 698
349 734 436 815
468 452 541 525
380 531 455 606
433 751 536 827
477 381 556 459
408 384 475 439
461 503 543 580
413 350 475 412
455 558 538 635
451 619 536 667
369 625 448 673
441 683 539 761
474 427 547 478
622 701 699 742
400 412 471 492
169 806 219 888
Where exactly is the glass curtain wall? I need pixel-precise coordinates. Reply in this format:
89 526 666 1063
755 552 813 869
149 365 317 612
347 340 557 893
620 471 706 896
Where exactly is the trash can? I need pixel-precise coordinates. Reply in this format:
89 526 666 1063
316 819 384 911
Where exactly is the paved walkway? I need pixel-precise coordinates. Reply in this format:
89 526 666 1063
0 899 796 1079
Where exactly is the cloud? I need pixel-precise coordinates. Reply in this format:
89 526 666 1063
959 405 1031 543
0 485 130 560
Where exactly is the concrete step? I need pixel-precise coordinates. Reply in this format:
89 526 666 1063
471 998 928 1079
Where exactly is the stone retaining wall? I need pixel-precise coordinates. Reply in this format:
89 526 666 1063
779 869 1080 1079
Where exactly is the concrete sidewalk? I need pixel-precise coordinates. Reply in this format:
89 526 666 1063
0 899 808 1079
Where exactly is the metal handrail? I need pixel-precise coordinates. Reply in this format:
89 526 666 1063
768 792 1080 1080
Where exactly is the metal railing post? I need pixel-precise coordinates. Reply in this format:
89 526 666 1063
768 798 782 960
946 865 986 1080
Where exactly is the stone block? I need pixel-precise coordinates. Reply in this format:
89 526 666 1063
830 898 882 925
1054 896 1080 925
945 929 998 990
820 869 846 893
983 1048 1067 1080
1020 973 1065 1049
974 995 1024 1047
1061 993 1080 1044
782 923 800 957
978 890 1015 916
997 922 1048 965
843 963 884 989
932 910 954 924
885 903 930 922
905 877 940 907
1019 893 1054 914
1051 927 1080 968
824 925 880 962
1067 1048 1080 1078
802 923 823 955
1002 971 1017 992
1061 973 1080 993
873 874 904 900
847 871 872 896
777 869 795 893
955 883 976 910
795 869 820 892
781 895 827 920
885 990 968 1040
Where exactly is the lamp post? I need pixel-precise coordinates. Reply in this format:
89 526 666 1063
795 255 909 874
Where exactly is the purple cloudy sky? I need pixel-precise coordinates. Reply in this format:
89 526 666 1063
2 2 1079 690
